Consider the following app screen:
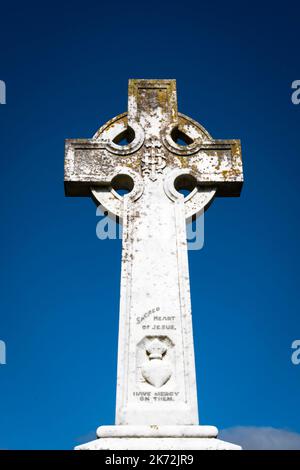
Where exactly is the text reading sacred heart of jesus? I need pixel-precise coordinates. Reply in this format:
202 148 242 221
64 79 243 429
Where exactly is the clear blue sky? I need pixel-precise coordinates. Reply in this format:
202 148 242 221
0 0 299 450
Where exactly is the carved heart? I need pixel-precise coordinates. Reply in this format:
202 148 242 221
141 360 172 388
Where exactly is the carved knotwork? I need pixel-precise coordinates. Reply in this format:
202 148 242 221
141 138 166 181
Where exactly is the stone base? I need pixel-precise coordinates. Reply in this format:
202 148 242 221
75 426 241 450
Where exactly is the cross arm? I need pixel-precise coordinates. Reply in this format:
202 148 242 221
163 119 243 198
188 139 243 197
64 138 141 197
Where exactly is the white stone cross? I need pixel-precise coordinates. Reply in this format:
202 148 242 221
65 79 243 450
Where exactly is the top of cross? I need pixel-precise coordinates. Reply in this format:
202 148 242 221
64 79 243 204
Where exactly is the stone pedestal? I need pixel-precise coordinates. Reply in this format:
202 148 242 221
75 426 241 450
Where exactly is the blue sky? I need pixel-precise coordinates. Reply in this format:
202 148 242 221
0 0 299 449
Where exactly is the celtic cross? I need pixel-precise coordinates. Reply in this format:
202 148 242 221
65 79 243 449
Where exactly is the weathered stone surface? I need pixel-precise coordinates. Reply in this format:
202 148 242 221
97 425 218 438
65 80 242 198
65 79 243 450
75 425 241 450
76 437 241 450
